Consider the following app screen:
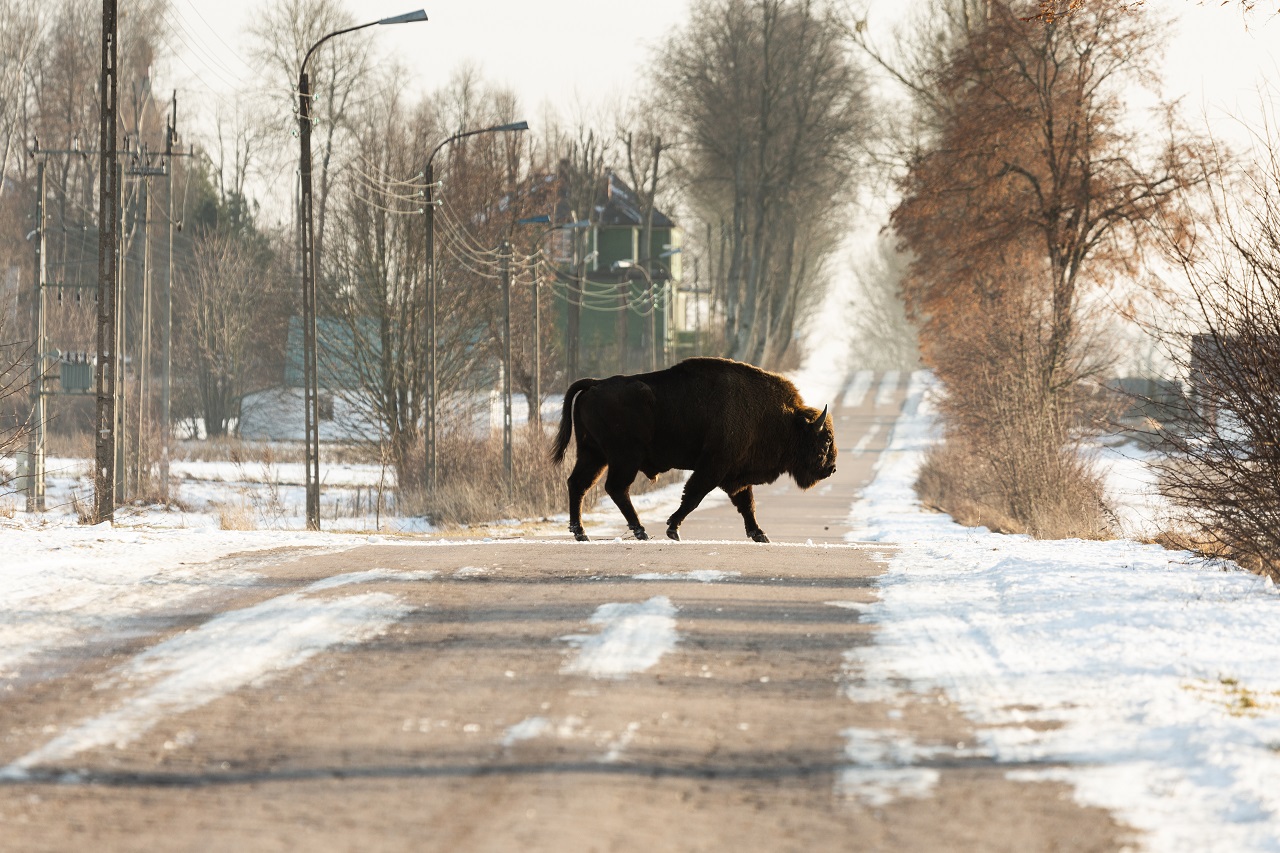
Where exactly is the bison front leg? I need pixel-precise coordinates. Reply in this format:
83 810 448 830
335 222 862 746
665 468 723 541
728 486 769 543
604 466 650 540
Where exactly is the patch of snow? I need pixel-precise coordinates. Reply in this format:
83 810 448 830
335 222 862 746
841 370 875 409
846 371 1280 852
851 422 882 454
561 596 678 679
838 727 941 807
501 716 552 747
307 569 438 591
0 524 360 683
1 573 414 780
634 570 740 583
602 721 641 763
874 371 901 407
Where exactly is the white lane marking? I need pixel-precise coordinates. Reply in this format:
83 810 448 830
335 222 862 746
561 596 678 679
1 576 414 780
842 370 875 408
874 371 901 407
635 570 740 583
851 422 883 454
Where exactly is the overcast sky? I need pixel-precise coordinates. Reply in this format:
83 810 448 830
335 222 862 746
165 0 1277 134
157 0 1279 221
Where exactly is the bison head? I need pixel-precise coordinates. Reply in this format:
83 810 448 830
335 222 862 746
792 405 837 489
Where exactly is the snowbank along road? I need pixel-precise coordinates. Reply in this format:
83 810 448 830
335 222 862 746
3 369 1235 851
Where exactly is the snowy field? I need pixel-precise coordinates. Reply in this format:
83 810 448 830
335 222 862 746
850 373 1280 852
3 371 1280 849
1 454 428 534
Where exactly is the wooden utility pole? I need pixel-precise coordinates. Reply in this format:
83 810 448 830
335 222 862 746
298 69 322 530
160 94 176 500
93 0 119 524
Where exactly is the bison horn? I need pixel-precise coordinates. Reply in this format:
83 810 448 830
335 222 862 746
811 405 828 426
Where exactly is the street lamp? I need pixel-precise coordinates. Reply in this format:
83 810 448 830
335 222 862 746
423 119 529 496
298 10 426 531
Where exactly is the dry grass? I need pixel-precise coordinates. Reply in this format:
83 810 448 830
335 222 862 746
404 425 676 529
916 435 1115 540
217 503 256 531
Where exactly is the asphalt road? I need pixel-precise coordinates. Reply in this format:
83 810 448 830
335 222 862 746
0 373 1129 852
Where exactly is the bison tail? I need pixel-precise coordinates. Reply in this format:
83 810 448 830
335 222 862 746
551 378 598 465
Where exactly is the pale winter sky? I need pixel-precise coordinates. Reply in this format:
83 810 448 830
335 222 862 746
165 0 1277 147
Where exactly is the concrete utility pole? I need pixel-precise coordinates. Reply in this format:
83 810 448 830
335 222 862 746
531 263 541 427
26 161 46 512
114 162 126 505
501 241 514 503
136 162 151 497
423 160 437 492
93 0 119 525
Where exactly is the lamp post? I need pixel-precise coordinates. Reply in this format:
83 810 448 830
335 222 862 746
298 10 426 531
423 120 528 496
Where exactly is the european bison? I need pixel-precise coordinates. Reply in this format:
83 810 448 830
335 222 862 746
550 357 837 543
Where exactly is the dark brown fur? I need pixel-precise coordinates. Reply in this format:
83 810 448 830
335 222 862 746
551 357 837 542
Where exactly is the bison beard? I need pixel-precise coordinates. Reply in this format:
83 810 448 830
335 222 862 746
550 357 837 543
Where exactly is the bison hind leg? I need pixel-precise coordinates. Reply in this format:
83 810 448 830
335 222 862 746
604 465 649 541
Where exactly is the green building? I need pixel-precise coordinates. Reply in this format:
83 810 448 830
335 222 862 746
549 171 686 380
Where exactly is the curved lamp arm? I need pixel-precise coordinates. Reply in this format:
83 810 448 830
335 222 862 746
302 10 427 75
428 121 529 170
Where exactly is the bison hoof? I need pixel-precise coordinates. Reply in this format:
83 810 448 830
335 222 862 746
666 527 681 541
630 526 650 541
750 530 770 544
570 525 589 542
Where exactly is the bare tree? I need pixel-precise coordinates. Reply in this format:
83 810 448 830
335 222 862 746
174 229 282 438
889 0 1205 536
326 74 430 489
0 0 41 198
658 0 874 367
247 0 375 272
1153 116 1280 577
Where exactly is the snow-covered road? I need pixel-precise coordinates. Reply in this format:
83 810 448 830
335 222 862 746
2 370 1280 850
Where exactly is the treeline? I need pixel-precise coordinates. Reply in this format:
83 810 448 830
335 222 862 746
1 0 879 508
861 0 1280 574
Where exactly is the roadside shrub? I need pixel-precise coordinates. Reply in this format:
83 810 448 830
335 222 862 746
917 364 1116 540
